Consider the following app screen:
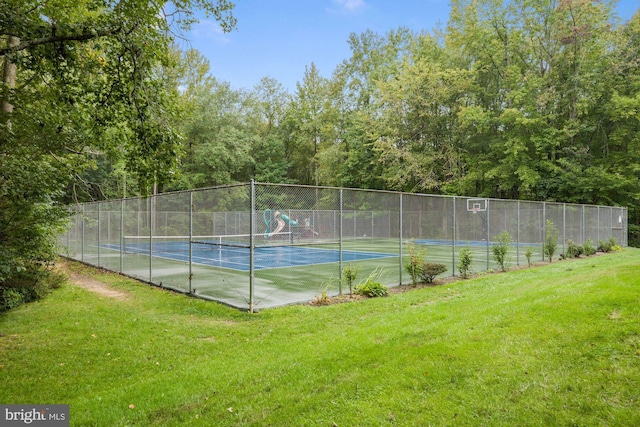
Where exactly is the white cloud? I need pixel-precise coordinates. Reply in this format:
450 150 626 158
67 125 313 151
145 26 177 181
331 0 368 14
191 20 231 45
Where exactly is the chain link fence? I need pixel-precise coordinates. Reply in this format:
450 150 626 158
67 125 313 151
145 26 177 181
61 182 628 311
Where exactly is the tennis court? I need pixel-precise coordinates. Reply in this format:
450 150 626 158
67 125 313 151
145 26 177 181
103 237 396 271
62 182 628 311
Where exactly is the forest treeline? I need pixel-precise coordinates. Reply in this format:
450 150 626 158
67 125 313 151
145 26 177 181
79 0 640 244
1 0 639 309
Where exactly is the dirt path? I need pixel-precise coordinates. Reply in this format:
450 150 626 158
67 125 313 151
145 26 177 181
58 261 129 300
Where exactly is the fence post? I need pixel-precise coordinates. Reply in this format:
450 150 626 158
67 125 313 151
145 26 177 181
452 197 456 276
339 189 343 295
542 202 546 261
149 195 153 283
486 199 490 270
399 193 403 285
249 180 255 313
597 206 601 243
563 203 567 256
516 200 520 266
81 204 85 263
189 191 193 294
98 203 101 267
582 205 585 244
120 199 124 273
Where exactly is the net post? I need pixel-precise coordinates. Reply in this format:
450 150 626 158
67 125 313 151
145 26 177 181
249 180 255 313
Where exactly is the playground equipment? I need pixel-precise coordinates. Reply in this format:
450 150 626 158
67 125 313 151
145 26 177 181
263 209 319 239
263 209 298 238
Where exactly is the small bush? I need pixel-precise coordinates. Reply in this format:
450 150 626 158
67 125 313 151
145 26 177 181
583 239 596 256
525 247 535 267
342 263 360 294
492 231 512 271
421 263 447 284
354 280 388 298
566 240 584 258
458 246 473 278
354 267 388 298
405 239 427 286
544 220 559 262
597 240 612 253
0 263 65 312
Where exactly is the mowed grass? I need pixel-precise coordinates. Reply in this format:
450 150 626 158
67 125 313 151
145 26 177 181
1 250 640 426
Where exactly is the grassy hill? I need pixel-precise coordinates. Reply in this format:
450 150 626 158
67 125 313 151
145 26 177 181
1 250 639 426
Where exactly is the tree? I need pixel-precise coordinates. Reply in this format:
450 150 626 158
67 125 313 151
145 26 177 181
250 77 291 183
285 63 331 185
0 0 235 308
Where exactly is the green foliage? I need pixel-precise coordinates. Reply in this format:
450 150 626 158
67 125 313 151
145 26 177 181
544 220 559 262
8 253 640 425
566 240 584 258
354 280 388 298
458 246 473 279
342 263 360 294
354 268 388 297
598 240 613 253
405 239 428 286
421 263 447 284
492 231 512 271
583 239 597 256
0 265 65 312
525 247 535 267
0 0 236 304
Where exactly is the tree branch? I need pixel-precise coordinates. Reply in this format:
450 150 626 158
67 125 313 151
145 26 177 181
0 27 122 56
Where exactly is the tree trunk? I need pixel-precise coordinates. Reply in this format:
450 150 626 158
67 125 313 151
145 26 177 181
2 36 20 119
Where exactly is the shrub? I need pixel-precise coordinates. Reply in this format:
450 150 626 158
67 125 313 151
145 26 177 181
421 263 447 284
354 280 388 298
597 240 612 253
405 239 427 286
566 240 583 258
0 263 65 312
544 220 559 262
492 231 512 271
354 268 388 298
583 239 596 256
525 247 535 267
458 246 473 279
342 263 360 294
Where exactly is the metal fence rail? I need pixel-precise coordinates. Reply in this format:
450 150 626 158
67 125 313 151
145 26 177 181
60 181 628 311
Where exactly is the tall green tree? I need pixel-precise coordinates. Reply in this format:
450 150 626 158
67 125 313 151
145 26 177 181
250 76 291 183
0 0 235 306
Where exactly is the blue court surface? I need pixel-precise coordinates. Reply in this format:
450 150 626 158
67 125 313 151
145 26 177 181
103 242 397 271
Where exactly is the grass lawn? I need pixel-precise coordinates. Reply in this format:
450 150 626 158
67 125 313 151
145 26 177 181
1 249 639 426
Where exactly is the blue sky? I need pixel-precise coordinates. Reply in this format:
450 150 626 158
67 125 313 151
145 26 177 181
183 0 640 92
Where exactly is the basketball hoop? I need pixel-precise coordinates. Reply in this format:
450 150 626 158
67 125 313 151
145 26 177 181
467 199 488 213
